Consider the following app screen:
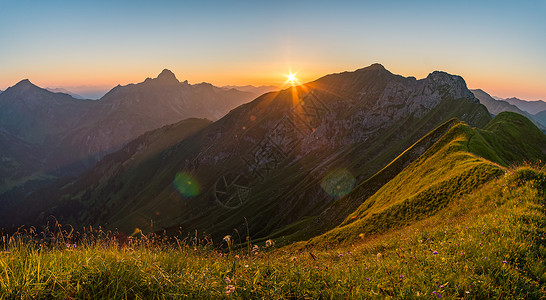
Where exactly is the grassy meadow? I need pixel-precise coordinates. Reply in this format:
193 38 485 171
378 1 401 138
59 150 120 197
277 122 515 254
1 165 545 299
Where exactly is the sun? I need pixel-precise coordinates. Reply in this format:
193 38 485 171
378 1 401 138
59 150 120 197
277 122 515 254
286 72 297 85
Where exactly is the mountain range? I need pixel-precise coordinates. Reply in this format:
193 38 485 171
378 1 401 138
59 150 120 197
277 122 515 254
503 97 546 114
1 64 544 251
222 85 279 96
0 70 257 197
0 64 494 235
471 89 546 130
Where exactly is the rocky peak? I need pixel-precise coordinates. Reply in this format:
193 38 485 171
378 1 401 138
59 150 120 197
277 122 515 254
0 79 48 99
423 71 476 103
155 69 179 84
13 79 37 89
354 63 389 74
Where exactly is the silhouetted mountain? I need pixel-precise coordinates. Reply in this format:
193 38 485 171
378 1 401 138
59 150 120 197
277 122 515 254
0 70 255 198
13 64 493 240
46 87 85 99
503 97 546 114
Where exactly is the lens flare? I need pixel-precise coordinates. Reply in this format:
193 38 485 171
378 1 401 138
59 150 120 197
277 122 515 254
173 172 200 197
320 169 356 197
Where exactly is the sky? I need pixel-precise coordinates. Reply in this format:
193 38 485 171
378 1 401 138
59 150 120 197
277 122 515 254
1 0 545 100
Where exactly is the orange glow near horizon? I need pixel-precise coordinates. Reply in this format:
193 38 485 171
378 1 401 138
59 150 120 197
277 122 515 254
1 66 546 101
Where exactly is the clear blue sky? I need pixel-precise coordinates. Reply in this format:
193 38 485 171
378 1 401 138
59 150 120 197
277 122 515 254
1 0 545 100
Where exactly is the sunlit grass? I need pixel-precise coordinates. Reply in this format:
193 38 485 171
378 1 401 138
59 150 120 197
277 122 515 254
1 166 545 299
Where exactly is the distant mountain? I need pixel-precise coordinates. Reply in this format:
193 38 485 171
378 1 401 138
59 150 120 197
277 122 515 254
46 87 85 99
503 97 546 115
0 69 255 198
471 89 546 130
12 64 493 239
222 85 279 97
471 89 525 115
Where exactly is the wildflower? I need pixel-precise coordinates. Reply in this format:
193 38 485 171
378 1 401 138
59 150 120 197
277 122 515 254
366 278 370 281
400 274 404 278
437 293 442 298
338 254 344 257
225 285 235 294
376 253 382 259
224 277 231 284
265 239 274 247
502 260 507 264
484 257 487 260
432 251 439 255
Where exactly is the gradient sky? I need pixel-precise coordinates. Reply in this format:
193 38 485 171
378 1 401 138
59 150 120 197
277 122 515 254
1 0 545 100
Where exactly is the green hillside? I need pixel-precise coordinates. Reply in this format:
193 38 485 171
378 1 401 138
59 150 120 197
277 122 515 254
307 112 546 246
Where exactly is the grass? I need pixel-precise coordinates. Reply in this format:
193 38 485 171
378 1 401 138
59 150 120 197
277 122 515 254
1 166 545 299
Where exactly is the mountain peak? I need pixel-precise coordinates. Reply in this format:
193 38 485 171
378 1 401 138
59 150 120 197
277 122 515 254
15 79 34 87
368 63 386 70
156 69 179 83
355 63 387 72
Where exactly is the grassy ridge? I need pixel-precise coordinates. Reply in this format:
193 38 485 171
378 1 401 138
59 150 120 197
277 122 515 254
1 166 544 299
307 112 545 246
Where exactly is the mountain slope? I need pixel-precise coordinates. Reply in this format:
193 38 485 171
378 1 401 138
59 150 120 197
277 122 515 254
0 80 98 188
309 112 546 245
0 118 212 228
17 64 493 240
534 110 546 127
0 70 255 197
